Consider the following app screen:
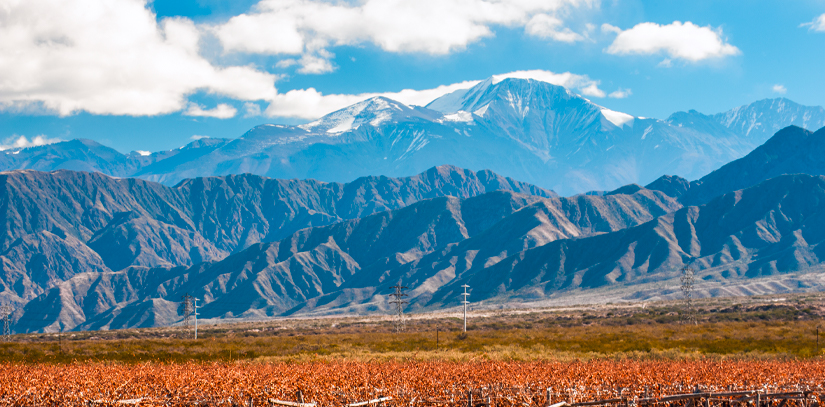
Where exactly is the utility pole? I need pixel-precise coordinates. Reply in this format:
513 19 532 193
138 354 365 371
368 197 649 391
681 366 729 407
0 305 12 341
193 298 199 340
389 283 409 332
680 265 695 325
181 294 193 335
461 284 470 332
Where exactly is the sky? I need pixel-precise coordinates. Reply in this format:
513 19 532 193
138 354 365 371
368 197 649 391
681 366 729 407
2 0 825 153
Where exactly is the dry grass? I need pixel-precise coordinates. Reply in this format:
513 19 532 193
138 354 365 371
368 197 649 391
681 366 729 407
4 292 825 363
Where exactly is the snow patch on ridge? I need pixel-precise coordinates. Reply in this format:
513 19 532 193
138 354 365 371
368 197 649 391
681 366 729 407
601 108 635 128
439 111 474 123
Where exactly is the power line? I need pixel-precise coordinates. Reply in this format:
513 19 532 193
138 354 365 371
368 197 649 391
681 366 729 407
461 284 470 333
388 283 408 333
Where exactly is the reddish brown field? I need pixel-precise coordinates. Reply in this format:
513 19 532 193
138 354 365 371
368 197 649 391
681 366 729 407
2 360 824 406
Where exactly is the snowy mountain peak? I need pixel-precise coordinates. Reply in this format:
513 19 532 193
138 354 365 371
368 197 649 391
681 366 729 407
711 98 825 139
426 76 574 115
300 96 438 134
428 76 638 132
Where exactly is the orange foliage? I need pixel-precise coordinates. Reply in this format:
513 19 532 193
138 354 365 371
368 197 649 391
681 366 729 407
1 360 823 406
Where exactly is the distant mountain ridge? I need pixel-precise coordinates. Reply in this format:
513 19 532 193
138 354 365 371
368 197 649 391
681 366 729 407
643 125 825 206
2 78 823 195
0 166 552 318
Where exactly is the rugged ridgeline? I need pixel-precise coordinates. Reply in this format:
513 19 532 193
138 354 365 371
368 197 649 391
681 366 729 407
16 186 681 332
26 170 825 333
3 78 825 195
0 166 554 321
471 174 825 301
644 126 825 205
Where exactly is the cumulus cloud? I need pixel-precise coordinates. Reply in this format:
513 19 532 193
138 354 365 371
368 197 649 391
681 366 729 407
801 14 825 32
0 0 278 116
525 14 584 43
215 0 593 72
0 0 600 119
243 103 263 118
0 135 62 151
605 21 740 62
296 52 336 74
772 84 787 94
184 103 238 119
608 88 632 98
263 69 610 119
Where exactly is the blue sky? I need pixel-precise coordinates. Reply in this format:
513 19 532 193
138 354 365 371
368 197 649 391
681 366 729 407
2 0 825 153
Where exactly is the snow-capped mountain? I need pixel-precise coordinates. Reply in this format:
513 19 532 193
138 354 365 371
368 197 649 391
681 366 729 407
712 98 825 140
299 96 440 133
3 78 825 195
427 77 632 157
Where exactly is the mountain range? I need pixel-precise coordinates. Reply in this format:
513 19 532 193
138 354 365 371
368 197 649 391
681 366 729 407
14 176 678 332
10 124 825 331
2 77 825 196
5 77 825 332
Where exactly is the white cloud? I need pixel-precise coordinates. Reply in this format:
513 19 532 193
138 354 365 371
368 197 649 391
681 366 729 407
605 21 740 62
608 88 632 98
525 14 584 43
0 135 62 151
190 135 211 140
0 0 278 116
264 69 609 119
184 103 238 119
801 14 825 32
600 23 622 35
772 84 787 94
243 103 263 118
0 0 608 122
296 52 336 74
215 0 593 72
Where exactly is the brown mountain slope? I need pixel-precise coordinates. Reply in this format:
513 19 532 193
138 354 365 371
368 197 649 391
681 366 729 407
16 187 680 331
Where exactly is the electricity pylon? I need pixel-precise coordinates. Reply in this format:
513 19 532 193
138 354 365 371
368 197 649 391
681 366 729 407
0 305 12 341
389 283 409 332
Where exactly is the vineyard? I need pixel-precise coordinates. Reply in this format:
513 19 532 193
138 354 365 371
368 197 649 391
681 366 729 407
1 360 823 407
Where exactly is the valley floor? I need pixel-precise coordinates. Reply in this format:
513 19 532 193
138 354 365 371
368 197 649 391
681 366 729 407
4 292 825 363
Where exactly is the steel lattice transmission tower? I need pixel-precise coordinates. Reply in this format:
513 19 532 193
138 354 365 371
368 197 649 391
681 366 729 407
0 305 12 341
389 283 409 332
680 265 696 324
181 294 194 334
